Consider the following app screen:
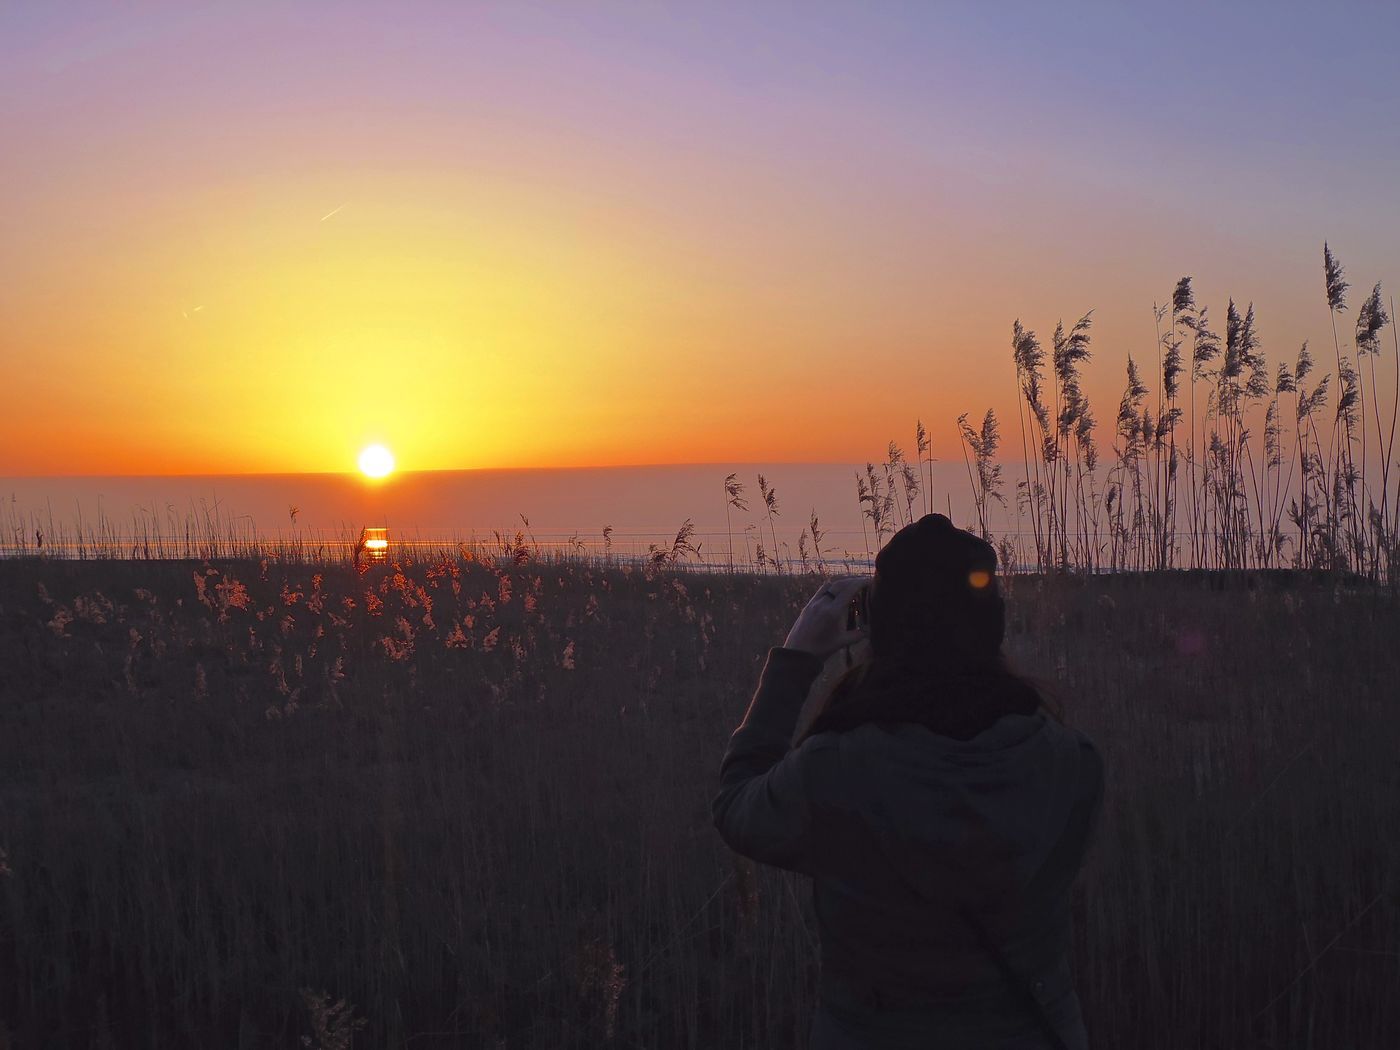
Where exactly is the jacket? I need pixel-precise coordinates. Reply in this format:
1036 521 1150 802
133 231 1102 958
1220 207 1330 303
712 647 1104 1048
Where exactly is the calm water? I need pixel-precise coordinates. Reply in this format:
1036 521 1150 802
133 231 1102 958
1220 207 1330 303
1 463 983 566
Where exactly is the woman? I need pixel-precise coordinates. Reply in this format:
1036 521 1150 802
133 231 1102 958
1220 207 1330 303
712 514 1104 1049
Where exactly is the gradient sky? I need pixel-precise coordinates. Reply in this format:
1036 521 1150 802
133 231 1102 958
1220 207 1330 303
3 1 1399 475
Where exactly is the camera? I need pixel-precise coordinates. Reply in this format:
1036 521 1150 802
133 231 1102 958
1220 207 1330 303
846 583 871 632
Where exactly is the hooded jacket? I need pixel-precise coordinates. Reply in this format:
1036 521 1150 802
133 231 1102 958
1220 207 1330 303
712 647 1104 1049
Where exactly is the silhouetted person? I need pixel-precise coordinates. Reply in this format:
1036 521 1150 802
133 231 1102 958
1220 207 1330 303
713 514 1103 1048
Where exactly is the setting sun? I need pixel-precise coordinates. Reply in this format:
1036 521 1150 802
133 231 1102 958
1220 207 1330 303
358 444 395 479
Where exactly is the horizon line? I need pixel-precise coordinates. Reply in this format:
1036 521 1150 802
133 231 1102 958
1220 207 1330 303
0 459 976 481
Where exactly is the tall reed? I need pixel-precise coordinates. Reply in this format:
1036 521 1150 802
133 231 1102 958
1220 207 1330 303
940 244 1399 581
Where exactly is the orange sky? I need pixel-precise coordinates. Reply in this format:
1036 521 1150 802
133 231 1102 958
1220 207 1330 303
3 5 1399 476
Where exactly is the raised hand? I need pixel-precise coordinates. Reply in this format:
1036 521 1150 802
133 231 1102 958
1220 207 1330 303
782 576 870 660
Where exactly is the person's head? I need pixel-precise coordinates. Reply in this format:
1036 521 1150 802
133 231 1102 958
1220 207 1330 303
798 513 1063 743
866 513 1005 674
796 514 1050 743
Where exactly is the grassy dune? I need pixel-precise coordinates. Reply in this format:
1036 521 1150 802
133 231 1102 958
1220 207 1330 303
1 556 1397 1048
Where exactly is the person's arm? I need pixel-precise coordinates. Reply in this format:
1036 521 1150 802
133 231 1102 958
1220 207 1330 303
711 646 838 873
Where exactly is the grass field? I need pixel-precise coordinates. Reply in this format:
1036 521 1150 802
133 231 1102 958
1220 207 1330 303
1 554 1397 1048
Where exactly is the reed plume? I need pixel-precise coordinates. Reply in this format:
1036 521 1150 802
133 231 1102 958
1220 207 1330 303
808 511 827 573
915 420 932 515
649 519 700 565
756 475 781 573
1012 320 1050 570
724 473 748 572
958 409 1005 541
1355 283 1391 566
1185 304 1221 566
1051 312 1094 566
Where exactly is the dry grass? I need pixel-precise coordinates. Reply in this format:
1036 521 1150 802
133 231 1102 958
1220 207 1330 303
0 556 1397 1048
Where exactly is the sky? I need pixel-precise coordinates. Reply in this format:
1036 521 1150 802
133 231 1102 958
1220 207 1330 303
3 1 1400 476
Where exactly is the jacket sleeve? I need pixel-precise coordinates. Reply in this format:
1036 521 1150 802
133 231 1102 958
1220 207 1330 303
711 646 842 875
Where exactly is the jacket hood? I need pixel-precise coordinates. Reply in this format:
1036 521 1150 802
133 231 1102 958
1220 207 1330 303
823 711 1094 911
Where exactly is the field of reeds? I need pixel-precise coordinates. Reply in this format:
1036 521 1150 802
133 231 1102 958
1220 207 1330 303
1 548 1397 1049
945 245 1400 581
707 244 1400 581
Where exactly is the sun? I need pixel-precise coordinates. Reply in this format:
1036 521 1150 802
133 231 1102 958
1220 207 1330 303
358 444 395 479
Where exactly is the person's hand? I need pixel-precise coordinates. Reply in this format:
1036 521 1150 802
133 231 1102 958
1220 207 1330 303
782 576 870 660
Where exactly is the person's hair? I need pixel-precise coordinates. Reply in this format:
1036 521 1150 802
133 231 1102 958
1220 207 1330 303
795 648 1066 746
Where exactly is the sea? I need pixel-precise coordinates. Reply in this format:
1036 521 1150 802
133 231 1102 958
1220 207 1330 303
1 463 989 569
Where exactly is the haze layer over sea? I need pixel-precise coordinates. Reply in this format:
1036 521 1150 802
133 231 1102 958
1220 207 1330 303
1 463 982 566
